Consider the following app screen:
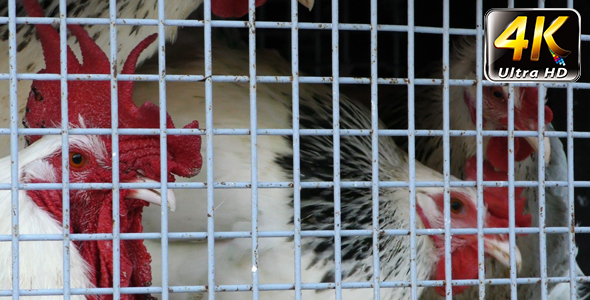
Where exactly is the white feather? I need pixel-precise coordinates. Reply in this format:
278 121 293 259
135 31 486 300
0 135 94 299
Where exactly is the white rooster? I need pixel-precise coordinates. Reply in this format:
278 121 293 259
379 37 578 299
0 134 179 300
0 0 202 298
128 30 531 300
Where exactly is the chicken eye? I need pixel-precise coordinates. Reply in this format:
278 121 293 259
69 152 87 168
450 198 464 214
489 87 504 100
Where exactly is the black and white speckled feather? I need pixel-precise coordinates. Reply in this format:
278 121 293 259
274 89 430 287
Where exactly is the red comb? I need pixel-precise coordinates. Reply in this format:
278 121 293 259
486 87 553 172
22 0 202 178
464 157 531 229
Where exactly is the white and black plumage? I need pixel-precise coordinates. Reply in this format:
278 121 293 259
0 0 313 156
130 30 524 300
379 37 578 299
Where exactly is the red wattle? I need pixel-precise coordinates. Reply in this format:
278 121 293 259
486 137 518 172
26 180 153 300
94 195 152 300
487 136 538 173
464 157 532 229
434 245 479 296
211 0 267 18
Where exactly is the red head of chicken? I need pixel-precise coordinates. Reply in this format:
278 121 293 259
464 86 553 172
416 157 531 296
21 0 202 298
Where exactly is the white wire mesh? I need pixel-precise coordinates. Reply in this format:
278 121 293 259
0 0 587 299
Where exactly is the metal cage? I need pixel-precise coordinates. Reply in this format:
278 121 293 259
1 0 589 299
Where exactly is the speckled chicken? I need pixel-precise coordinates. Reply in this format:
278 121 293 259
130 30 530 300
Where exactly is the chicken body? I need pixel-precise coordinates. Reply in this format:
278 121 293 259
419 133 572 300
380 37 576 299
134 31 518 300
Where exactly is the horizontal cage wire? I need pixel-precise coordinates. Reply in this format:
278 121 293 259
0 0 588 299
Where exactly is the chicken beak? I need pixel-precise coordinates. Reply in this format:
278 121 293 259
299 0 315 10
484 237 522 273
523 135 551 166
126 176 177 212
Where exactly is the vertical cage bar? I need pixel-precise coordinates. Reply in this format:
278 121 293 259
291 0 303 299
8 0 19 298
108 0 121 298
203 0 216 298
475 0 486 298
441 0 452 298
369 0 381 298
566 82 577 299
507 84 517 300
406 0 418 299
537 6 548 300
331 0 343 299
567 1 576 291
248 0 260 298
505 8 517 300
157 0 170 299
537 86 549 300
567 7 577 300
59 0 72 298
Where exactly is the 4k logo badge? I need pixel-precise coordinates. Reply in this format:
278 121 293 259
485 9 581 82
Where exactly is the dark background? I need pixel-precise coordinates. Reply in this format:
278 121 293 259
202 0 590 274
